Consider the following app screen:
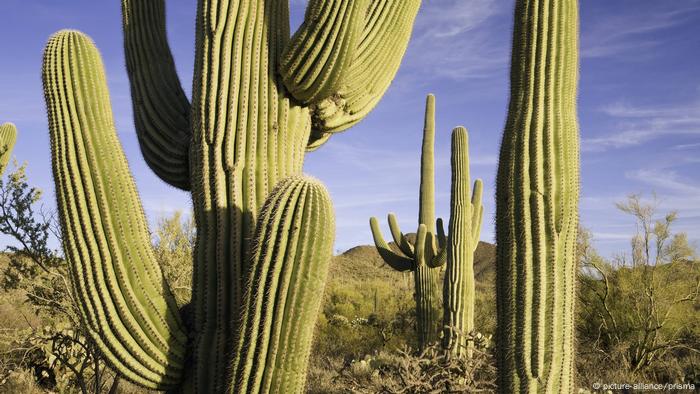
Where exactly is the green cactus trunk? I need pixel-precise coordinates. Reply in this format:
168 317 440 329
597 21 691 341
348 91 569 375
187 3 311 389
414 261 440 346
43 0 420 392
369 94 446 349
495 0 580 392
0 123 17 175
442 127 483 358
414 93 441 346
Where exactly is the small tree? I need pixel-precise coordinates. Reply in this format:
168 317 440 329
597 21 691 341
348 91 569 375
0 163 120 393
578 194 699 382
153 211 195 312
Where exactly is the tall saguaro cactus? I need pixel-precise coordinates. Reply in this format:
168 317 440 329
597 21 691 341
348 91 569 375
0 123 17 175
370 94 446 349
42 0 420 391
442 127 483 358
495 0 580 392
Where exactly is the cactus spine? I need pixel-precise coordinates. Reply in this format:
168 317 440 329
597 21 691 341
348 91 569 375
0 123 17 175
442 127 483 358
370 94 446 349
495 0 580 392
43 0 420 391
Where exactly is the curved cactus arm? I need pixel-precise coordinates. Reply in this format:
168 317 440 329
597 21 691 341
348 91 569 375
307 0 422 146
436 217 447 249
388 212 415 257
280 0 369 104
0 123 17 176
305 131 333 152
121 0 191 190
42 31 188 390
230 176 335 394
414 223 428 267
471 179 484 250
369 217 412 271
427 218 447 268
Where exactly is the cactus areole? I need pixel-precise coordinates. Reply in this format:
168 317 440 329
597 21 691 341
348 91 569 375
495 0 581 392
42 0 421 392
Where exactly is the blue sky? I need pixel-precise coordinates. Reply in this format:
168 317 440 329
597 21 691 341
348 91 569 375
1 0 698 257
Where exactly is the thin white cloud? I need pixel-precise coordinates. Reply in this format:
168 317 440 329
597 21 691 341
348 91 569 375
672 142 700 150
581 3 700 59
318 140 496 174
626 169 700 196
403 0 509 81
583 99 700 152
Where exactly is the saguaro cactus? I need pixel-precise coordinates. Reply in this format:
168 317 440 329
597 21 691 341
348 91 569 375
370 94 446 349
442 127 483 358
495 0 580 392
0 123 17 175
42 0 420 391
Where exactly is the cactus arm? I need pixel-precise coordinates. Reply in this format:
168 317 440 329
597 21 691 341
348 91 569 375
418 94 436 231
471 179 484 249
305 131 333 152
414 223 428 266
495 0 580 392
280 0 369 104
120 0 191 190
388 212 415 257
307 0 422 146
427 218 447 268
42 31 187 390
436 217 447 250
230 177 334 394
369 217 413 271
0 123 17 176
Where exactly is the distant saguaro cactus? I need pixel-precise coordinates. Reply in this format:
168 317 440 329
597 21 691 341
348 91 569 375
495 0 580 392
442 127 483 358
0 123 17 175
42 0 420 391
370 94 446 349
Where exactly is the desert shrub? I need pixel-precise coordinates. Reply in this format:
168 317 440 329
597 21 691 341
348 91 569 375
311 248 419 363
333 341 497 393
0 368 43 394
0 164 117 393
577 195 700 386
0 164 190 393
